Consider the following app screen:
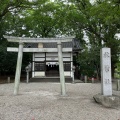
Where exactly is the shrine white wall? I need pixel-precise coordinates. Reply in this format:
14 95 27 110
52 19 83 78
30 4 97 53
32 52 73 77
34 72 45 77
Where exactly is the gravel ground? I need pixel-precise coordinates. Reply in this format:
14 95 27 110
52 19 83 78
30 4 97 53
0 82 120 120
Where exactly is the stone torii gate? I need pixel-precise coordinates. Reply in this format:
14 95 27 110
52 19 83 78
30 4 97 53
4 35 73 96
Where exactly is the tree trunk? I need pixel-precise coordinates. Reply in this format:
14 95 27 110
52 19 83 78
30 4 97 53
111 64 115 79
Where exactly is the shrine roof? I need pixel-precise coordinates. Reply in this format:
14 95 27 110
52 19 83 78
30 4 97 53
24 38 81 51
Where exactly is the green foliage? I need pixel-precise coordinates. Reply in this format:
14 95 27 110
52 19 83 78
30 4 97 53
22 1 67 37
0 0 120 77
78 45 101 77
114 61 120 79
0 0 68 75
0 0 34 75
67 0 120 77
0 39 17 74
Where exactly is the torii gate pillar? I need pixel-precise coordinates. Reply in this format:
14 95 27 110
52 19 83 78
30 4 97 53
57 42 66 96
14 42 23 95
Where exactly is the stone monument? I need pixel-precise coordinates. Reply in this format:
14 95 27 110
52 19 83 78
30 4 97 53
93 48 120 108
101 48 112 96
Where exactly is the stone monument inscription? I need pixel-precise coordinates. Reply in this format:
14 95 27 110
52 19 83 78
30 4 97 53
101 48 112 96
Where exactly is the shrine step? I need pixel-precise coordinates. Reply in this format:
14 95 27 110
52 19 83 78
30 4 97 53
29 77 72 83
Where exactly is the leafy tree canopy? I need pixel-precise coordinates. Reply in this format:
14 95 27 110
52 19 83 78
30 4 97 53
0 0 120 78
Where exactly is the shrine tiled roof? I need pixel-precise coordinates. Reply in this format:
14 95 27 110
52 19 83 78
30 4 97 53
24 38 81 51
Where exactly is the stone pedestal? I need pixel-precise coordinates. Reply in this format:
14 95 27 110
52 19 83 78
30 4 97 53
7 77 10 83
84 75 87 83
117 80 120 91
72 71 75 84
92 78 94 83
26 71 29 83
93 94 120 108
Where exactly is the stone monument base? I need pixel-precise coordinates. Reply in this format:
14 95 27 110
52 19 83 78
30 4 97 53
93 94 120 108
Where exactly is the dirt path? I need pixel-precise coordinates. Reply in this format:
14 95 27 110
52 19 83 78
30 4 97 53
0 82 120 120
